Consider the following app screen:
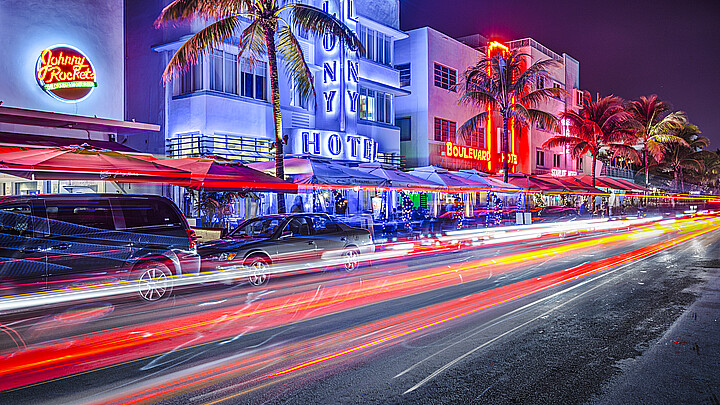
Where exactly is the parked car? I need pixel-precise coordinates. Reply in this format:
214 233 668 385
198 213 375 286
0 194 199 302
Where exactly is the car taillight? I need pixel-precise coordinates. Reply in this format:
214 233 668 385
187 229 197 250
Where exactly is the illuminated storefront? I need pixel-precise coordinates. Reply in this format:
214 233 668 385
0 0 160 196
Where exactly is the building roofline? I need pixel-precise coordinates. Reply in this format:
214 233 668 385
0 106 160 134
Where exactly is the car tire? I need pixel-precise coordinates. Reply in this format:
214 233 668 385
135 261 173 301
245 256 270 286
342 248 360 272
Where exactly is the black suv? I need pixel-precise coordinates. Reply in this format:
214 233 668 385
0 194 199 302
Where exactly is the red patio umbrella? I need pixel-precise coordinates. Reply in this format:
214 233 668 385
0 144 186 182
159 157 297 192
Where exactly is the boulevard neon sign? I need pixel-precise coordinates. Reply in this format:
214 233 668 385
36 45 97 102
445 141 490 161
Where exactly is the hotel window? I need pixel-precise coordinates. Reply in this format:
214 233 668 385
396 63 411 87
359 87 393 124
397 117 411 141
290 78 308 109
553 154 561 167
465 127 485 148
240 59 267 101
434 63 456 92
177 60 203 95
536 150 545 167
209 49 239 95
576 157 583 171
358 24 392 66
574 89 584 107
434 118 456 143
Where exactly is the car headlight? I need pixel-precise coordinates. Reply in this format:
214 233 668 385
217 252 237 261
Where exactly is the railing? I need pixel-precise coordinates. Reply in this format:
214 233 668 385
506 38 564 63
377 153 405 168
167 133 273 163
601 165 636 180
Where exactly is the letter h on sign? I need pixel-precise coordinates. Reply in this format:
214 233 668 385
302 132 320 154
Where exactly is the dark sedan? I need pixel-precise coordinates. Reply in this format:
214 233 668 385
198 213 375 286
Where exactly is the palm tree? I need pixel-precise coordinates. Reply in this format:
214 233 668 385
695 150 720 192
542 92 633 187
459 47 564 183
156 0 362 213
625 95 688 188
659 122 710 192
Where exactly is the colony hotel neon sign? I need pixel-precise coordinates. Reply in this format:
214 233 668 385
36 45 97 102
291 129 378 162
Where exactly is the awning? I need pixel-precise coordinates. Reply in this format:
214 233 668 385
0 132 141 153
504 175 568 191
0 106 159 134
247 158 389 187
454 169 522 192
0 144 185 182
537 175 603 193
406 166 489 189
356 163 441 189
159 157 296 192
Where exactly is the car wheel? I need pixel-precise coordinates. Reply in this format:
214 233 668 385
136 261 173 301
342 248 360 272
246 256 270 286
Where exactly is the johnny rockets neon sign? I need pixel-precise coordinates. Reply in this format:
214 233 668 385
445 141 491 161
36 45 97 102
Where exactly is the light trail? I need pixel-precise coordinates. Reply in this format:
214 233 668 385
0 215 717 400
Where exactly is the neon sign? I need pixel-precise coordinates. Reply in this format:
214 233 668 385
36 45 96 102
551 169 578 177
291 129 377 162
445 142 490 161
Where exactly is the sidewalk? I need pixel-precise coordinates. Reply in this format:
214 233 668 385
594 267 720 404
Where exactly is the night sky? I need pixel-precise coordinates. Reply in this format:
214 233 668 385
400 0 720 148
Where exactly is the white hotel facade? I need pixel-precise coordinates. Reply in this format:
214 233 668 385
126 0 407 168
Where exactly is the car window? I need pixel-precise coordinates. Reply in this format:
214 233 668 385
230 218 281 238
285 217 311 236
311 216 340 235
0 204 35 237
115 199 183 229
46 199 115 231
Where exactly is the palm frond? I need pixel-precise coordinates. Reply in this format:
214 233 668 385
646 138 666 162
155 0 248 27
163 15 242 81
276 25 315 107
609 144 641 163
291 4 363 53
571 142 591 158
459 89 498 110
542 135 581 150
237 19 267 70
519 87 566 107
458 112 490 138
512 57 561 94
524 108 560 133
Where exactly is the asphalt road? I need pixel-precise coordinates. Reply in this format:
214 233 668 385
1 218 719 404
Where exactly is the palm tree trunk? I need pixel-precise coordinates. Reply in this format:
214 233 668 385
679 169 684 192
264 26 286 214
502 116 510 183
591 154 597 188
673 168 679 191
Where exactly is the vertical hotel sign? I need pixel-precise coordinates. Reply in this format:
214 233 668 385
36 45 97 102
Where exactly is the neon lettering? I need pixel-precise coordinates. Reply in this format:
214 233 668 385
445 141 491 162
